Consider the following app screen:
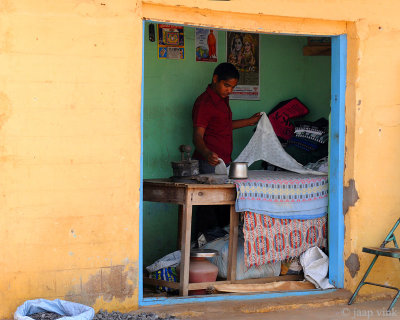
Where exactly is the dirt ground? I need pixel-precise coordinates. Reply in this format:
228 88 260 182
139 290 400 320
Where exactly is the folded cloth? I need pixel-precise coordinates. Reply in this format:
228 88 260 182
293 118 329 144
233 170 328 219
295 131 329 144
243 213 327 267
268 98 309 140
287 137 320 151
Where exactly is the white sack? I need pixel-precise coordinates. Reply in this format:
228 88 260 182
233 112 325 175
15 299 94 320
300 246 334 289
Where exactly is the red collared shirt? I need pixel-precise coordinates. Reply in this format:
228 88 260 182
192 85 233 164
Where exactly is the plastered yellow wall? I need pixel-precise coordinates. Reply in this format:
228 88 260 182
0 0 143 317
1 0 400 318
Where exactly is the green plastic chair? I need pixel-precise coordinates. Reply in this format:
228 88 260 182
348 217 400 311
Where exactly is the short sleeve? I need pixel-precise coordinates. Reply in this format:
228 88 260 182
192 97 212 128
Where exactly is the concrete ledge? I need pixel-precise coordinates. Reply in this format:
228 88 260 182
139 289 396 319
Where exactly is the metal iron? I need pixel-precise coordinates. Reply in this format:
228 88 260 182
171 145 199 177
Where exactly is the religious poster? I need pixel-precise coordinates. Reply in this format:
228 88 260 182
226 32 260 100
157 24 185 59
195 28 218 62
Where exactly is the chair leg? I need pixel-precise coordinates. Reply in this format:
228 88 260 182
348 255 379 305
388 290 400 312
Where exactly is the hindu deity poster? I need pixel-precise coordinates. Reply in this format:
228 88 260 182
226 32 260 100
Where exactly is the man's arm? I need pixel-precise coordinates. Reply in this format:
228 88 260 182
193 126 220 166
232 112 262 129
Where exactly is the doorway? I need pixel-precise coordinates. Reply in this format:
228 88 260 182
139 21 346 305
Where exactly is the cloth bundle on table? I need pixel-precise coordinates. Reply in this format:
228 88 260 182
285 118 329 166
267 98 309 141
231 170 328 268
231 112 329 268
233 170 328 219
243 213 327 268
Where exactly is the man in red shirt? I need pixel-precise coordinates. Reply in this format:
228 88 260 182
192 62 261 173
192 63 261 236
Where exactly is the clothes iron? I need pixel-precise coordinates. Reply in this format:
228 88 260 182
171 145 199 180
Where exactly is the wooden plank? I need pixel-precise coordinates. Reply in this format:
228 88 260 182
187 183 236 189
232 274 302 284
143 277 180 290
177 205 183 249
227 204 238 281
187 275 302 290
213 281 315 293
189 188 236 205
328 35 347 288
143 184 186 204
179 200 192 296
188 281 230 290
144 179 235 189
143 275 302 291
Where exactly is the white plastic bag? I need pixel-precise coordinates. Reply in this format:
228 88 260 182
300 246 334 289
146 250 181 273
15 299 94 320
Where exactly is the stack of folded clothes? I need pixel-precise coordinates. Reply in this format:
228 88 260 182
267 98 309 141
284 118 329 165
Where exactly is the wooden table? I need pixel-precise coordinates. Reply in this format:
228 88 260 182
143 178 238 296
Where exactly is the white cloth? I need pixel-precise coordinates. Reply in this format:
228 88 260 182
146 250 181 273
300 246 334 289
215 158 228 175
233 112 325 175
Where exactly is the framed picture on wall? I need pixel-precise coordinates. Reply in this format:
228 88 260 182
226 32 260 100
195 28 218 62
157 24 185 60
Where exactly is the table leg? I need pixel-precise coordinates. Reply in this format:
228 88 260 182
177 205 183 249
227 204 238 281
179 203 192 296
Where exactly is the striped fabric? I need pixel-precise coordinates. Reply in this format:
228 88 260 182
234 170 328 219
151 267 178 292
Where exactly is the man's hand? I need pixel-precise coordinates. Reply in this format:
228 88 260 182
193 126 220 166
247 112 262 126
206 151 220 166
232 112 262 129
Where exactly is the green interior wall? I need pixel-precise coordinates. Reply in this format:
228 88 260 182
142 23 331 268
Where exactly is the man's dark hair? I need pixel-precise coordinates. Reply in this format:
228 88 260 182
213 62 239 81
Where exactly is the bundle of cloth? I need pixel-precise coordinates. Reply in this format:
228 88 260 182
262 98 329 170
285 118 329 168
267 98 309 141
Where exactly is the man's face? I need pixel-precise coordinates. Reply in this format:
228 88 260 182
212 75 238 99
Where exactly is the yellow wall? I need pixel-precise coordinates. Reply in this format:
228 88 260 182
0 0 143 317
1 0 400 318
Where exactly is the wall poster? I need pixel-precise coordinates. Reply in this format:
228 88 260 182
226 32 260 100
157 24 185 59
195 28 218 62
